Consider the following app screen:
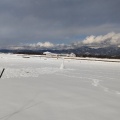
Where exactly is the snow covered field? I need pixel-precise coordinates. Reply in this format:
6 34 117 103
0 53 120 120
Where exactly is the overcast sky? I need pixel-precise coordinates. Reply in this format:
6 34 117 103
0 0 120 47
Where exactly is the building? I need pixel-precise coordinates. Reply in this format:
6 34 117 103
43 51 76 58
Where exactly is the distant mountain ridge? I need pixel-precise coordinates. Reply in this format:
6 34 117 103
0 45 120 59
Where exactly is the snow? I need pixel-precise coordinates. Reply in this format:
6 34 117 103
0 53 120 120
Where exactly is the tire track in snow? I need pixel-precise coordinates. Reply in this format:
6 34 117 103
61 70 120 95
0 102 42 120
55 72 120 96
0 90 43 120
64 70 118 81
2 67 59 79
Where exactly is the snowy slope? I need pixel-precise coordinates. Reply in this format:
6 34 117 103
0 54 120 120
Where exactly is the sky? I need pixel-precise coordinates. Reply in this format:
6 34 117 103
0 0 120 48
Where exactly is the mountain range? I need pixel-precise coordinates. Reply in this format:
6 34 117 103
0 32 120 59
0 45 120 59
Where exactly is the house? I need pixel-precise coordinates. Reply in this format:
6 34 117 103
43 51 76 58
43 51 58 57
69 53 76 57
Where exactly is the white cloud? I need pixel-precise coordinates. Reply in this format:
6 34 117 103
7 42 71 50
82 32 120 46
29 42 54 48
6 32 120 50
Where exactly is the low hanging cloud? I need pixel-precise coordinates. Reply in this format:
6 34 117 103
23 32 120 49
73 32 120 48
8 32 120 50
29 42 55 48
83 32 120 45
29 42 72 49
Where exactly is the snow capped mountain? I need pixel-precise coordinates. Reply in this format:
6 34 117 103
0 32 120 58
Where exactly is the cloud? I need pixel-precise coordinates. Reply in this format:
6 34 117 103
0 0 120 46
82 32 120 45
28 42 72 50
6 32 120 50
72 32 120 48
29 42 54 48
7 41 73 50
